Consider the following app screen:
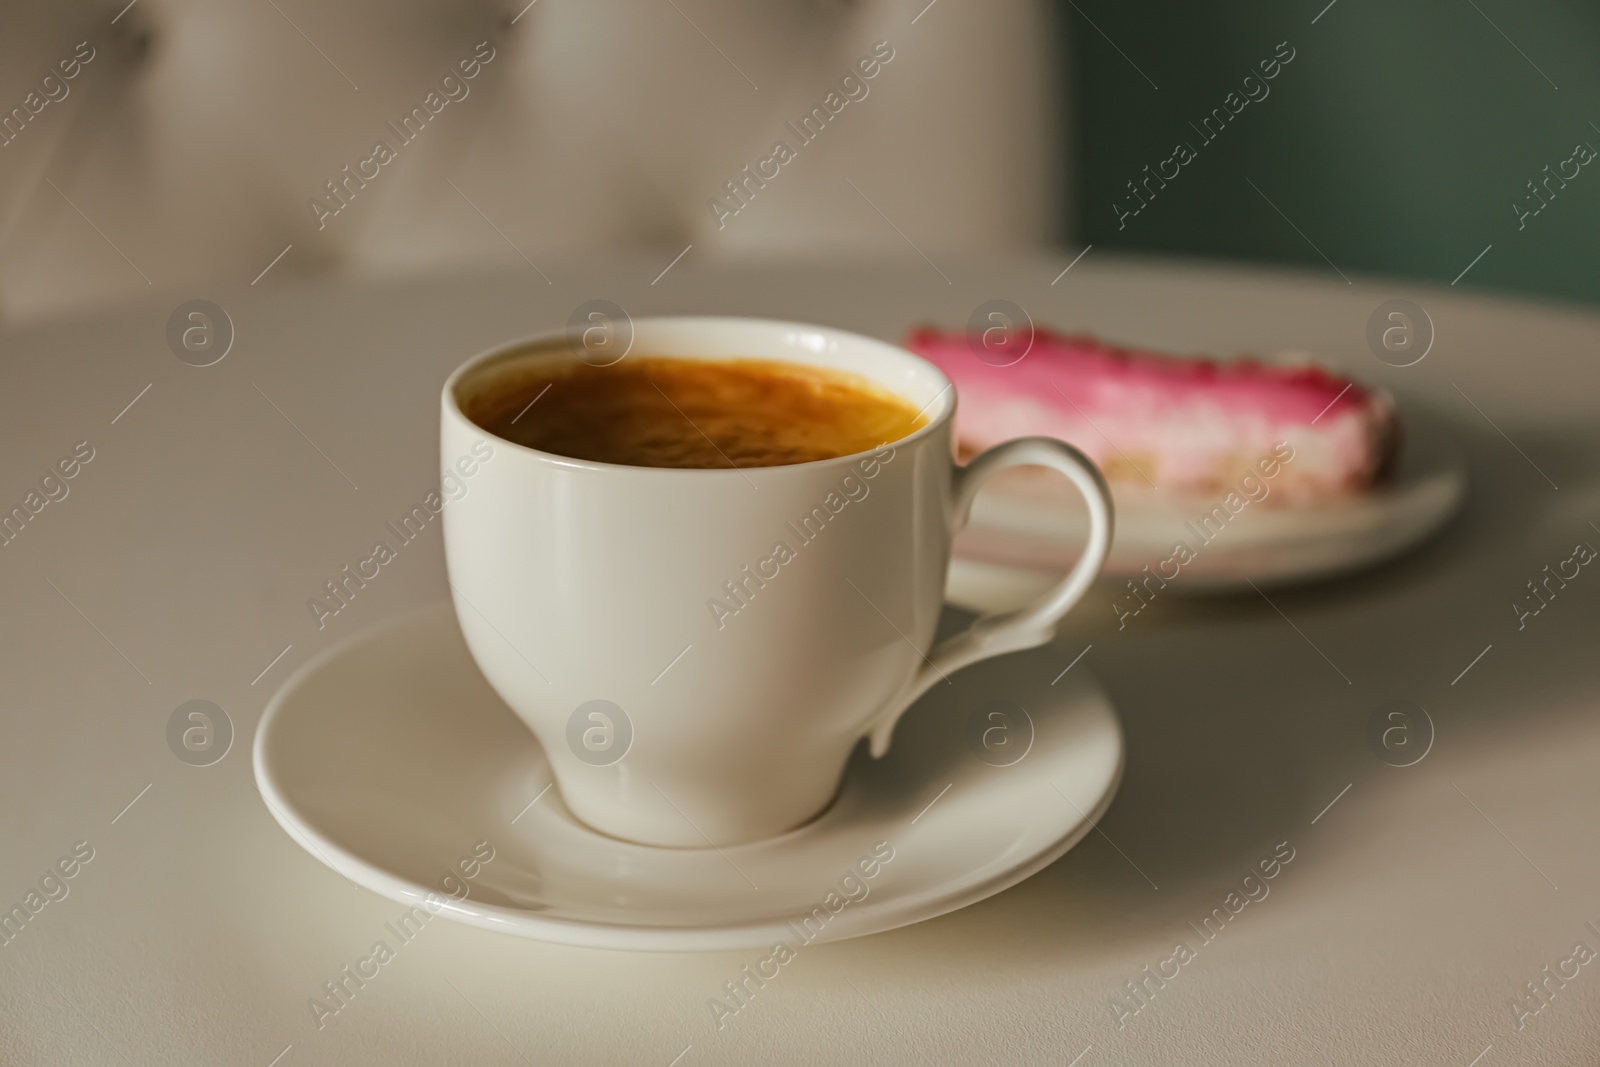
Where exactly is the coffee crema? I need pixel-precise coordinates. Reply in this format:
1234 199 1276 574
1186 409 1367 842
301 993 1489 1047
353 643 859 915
465 356 928 469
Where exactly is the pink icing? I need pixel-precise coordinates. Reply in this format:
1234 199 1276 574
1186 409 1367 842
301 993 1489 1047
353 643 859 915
907 327 1368 424
905 327 1395 497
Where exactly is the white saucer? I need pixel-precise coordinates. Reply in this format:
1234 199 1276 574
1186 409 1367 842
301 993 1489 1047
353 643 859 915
253 603 1123 952
948 407 1465 606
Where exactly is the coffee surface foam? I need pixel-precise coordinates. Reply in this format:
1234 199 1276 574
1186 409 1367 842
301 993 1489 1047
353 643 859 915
466 356 927 469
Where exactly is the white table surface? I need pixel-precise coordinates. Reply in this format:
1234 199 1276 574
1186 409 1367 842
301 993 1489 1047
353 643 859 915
2 254 1598 1066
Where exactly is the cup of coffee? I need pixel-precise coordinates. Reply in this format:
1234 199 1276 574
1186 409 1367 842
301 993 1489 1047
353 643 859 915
441 317 1111 847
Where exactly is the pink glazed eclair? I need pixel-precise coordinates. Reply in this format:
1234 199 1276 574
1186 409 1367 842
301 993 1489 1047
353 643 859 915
906 327 1400 502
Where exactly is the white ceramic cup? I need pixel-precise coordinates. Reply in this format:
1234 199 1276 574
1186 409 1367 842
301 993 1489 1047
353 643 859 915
441 317 1112 847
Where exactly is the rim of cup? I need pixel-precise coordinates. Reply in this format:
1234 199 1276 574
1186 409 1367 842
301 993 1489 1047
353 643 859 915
442 315 957 475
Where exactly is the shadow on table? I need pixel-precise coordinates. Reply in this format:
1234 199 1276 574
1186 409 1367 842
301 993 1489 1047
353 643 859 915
833 408 1597 970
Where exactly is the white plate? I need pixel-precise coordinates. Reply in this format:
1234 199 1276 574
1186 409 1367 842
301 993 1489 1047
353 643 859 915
949 407 1466 605
253 603 1123 952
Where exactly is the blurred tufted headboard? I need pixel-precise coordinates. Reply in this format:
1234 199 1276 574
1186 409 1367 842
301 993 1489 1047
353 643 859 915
0 0 1066 320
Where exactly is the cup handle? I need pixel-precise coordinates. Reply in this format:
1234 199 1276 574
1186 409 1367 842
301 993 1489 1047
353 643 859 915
864 436 1114 757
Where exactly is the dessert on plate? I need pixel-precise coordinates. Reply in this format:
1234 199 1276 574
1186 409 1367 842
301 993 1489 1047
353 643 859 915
906 327 1399 503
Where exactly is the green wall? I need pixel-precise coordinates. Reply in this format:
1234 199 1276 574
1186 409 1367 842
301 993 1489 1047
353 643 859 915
1070 0 1600 306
